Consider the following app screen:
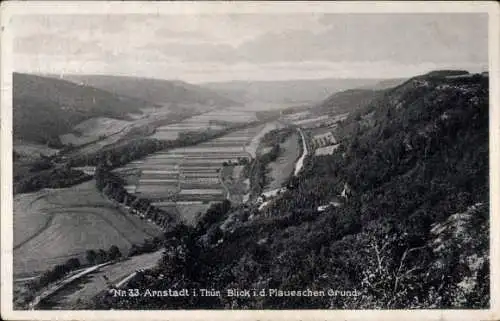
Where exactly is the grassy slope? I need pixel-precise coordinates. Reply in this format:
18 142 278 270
13 180 162 276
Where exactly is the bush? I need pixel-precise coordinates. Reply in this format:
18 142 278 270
108 245 122 260
128 244 140 257
96 249 108 263
65 258 81 270
86 249 97 265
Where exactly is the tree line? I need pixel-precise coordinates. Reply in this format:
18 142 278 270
95 167 177 229
68 120 264 169
14 166 93 194
15 120 266 195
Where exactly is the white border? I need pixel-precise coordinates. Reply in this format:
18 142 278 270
1 2 498 321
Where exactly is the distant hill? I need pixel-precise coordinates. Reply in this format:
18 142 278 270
58 74 239 107
202 78 403 105
13 73 153 146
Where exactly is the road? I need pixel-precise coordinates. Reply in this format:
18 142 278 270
30 261 113 309
36 250 164 309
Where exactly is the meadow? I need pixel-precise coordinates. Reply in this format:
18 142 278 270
263 132 300 192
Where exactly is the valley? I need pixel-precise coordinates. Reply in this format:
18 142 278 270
3 6 492 317
11 71 316 308
11 70 490 311
90 70 489 310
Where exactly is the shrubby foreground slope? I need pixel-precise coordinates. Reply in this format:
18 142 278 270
91 70 488 309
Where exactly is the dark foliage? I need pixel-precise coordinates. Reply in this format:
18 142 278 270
14 167 92 194
29 258 81 292
68 121 262 168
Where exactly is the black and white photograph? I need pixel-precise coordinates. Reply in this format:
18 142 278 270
1 1 498 320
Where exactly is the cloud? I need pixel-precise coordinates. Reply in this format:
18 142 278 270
11 13 489 82
154 28 210 41
245 14 486 64
14 34 112 58
138 12 487 66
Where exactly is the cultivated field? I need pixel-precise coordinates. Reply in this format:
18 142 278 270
14 140 59 159
312 131 337 148
264 132 300 192
284 111 311 120
151 109 257 140
302 114 345 155
292 115 330 126
59 117 131 146
287 112 349 131
116 124 265 224
13 181 162 277
57 105 202 160
314 144 341 156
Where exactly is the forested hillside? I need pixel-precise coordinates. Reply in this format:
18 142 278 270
312 88 385 116
309 78 407 116
93 71 489 309
59 74 238 107
13 73 153 146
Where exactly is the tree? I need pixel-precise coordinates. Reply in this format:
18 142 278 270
86 249 97 265
108 245 122 260
129 244 140 257
53 264 70 278
65 257 81 270
96 249 108 263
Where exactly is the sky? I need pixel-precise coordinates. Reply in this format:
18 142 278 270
11 13 488 83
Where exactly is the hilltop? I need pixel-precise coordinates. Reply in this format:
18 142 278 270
58 74 239 107
310 78 407 116
92 70 489 309
311 88 384 116
13 73 153 146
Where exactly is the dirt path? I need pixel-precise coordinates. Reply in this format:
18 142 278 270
30 261 114 309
